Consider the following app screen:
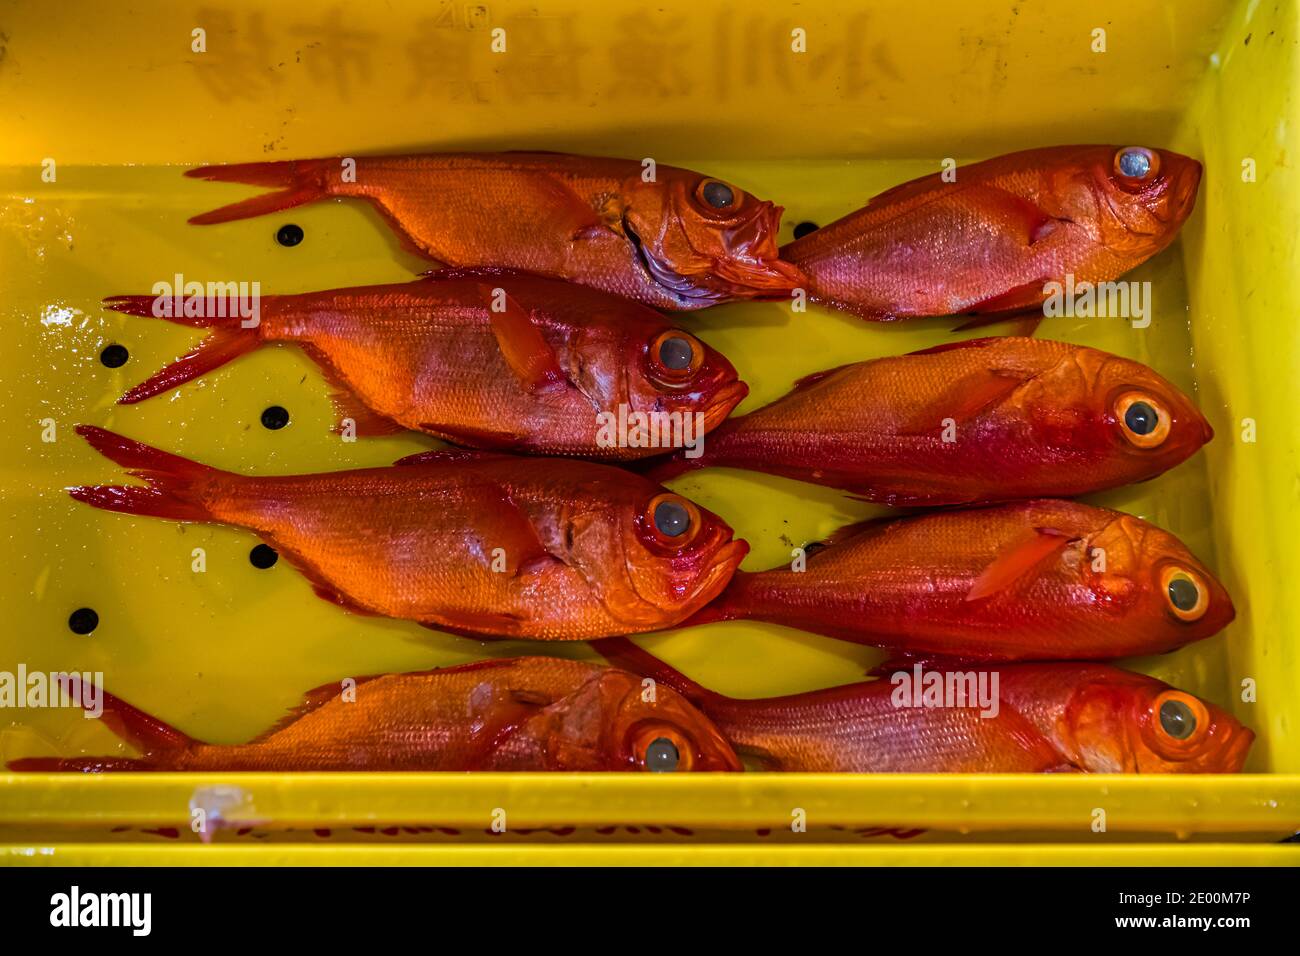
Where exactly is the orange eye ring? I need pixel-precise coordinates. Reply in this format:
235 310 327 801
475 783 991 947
694 178 740 213
1150 690 1210 750
1113 147 1161 188
1161 566 1209 622
1115 391 1171 448
648 330 705 387
641 493 702 549
629 722 694 773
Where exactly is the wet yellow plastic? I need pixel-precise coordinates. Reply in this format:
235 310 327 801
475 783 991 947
1 0 1298 864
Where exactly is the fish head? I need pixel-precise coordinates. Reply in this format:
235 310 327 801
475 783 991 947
1081 512 1235 652
539 666 741 771
606 669 742 772
1063 673 1253 773
621 169 806 303
558 479 747 629
1045 145 1202 257
621 325 748 435
1075 348 1214 475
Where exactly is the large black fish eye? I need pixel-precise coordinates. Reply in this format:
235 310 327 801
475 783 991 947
1118 149 1151 178
645 736 680 772
1113 147 1160 183
701 180 734 209
658 335 694 370
653 500 691 537
1168 576 1200 612
1124 400 1158 435
1159 698 1197 739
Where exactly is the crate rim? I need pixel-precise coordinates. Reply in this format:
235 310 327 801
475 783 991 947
3 773 1298 834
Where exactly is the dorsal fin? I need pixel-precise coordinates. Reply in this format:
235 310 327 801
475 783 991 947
247 673 389 744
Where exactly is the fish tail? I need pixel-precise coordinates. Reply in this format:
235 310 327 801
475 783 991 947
590 637 722 706
68 425 232 523
7 677 196 773
185 158 337 225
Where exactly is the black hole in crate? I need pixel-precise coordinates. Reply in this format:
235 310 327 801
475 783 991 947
249 544 279 569
68 607 99 635
99 344 129 368
792 221 819 240
260 405 290 430
802 540 827 558
276 224 304 247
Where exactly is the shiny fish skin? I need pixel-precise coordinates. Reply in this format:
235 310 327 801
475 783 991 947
67 427 747 641
186 153 805 310
7 659 742 773
781 145 1202 320
105 271 748 458
648 336 1213 504
595 639 1253 773
694 499 1233 661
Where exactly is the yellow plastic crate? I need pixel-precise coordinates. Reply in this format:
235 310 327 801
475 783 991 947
1 0 1297 864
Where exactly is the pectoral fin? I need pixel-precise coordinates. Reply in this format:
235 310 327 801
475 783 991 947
965 527 1075 602
895 366 1030 436
479 283 568 393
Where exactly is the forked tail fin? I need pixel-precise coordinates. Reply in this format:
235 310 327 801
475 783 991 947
185 159 337 225
67 425 231 522
102 294 283 403
6 675 197 773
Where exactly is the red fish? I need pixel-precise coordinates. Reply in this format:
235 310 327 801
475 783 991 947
8 660 742 772
103 271 747 457
67 427 747 640
688 499 1233 661
595 638 1253 773
649 337 1212 504
781 146 1202 320
186 153 804 310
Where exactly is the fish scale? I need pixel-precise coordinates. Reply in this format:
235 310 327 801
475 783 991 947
648 336 1213 504
185 152 804 309
781 145 1203 320
8 659 742 773
696 499 1233 661
594 640 1252 774
105 271 748 458
66 426 748 641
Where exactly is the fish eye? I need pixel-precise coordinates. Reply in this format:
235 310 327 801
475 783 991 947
630 723 695 772
1160 566 1209 622
644 736 680 772
660 336 693 370
1115 391 1171 448
1113 147 1161 188
648 330 704 386
1150 691 1210 750
1159 698 1196 739
697 179 736 210
643 493 701 548
655 500 690 537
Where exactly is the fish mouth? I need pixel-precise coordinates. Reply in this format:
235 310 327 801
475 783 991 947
703 381 749 431
699 538 749 602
